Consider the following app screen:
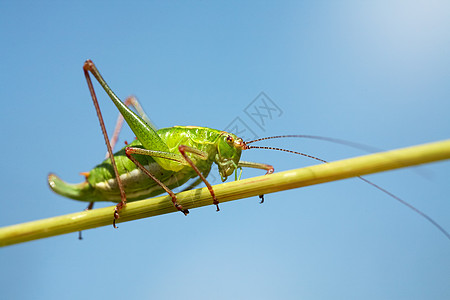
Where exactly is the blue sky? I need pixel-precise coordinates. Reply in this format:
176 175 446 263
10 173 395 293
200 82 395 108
1 1 449 299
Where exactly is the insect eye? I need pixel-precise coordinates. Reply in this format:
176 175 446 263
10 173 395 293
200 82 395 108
226 135 234 143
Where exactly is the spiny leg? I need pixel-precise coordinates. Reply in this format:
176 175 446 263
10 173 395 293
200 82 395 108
83 60 127 228
80 95 137 225
89 96 144 217
124 145 213 212
78 95 137 233
125 147 189 215
178 145 220 211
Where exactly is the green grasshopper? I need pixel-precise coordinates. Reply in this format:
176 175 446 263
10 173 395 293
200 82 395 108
48 60 450 240
48 60 274 227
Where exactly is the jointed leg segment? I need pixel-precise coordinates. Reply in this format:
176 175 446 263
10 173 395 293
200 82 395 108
238 160 275 203
125 147 189 215
178 145 219 211
82 59 268 225
83 60 127 228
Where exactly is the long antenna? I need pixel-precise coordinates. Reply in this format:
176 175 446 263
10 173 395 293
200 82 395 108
246 135 383 153
245 141 450 240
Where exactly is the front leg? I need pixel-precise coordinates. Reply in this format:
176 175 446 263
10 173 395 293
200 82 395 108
238 161 275 203
238 160 274 174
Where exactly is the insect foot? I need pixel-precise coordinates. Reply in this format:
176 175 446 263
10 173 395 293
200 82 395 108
113 202 126 228
259 195 265 204
175 203 189 215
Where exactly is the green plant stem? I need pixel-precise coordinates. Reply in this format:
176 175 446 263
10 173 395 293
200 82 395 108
1 139 449 247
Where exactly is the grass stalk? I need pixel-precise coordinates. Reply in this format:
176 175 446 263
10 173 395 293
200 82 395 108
1 139 449 247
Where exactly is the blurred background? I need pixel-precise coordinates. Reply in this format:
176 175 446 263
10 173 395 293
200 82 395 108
1 1 449 299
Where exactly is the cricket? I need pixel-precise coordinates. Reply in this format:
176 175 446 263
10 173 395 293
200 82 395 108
48 60 449 240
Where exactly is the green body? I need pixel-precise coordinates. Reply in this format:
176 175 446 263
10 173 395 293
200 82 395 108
48 126 242 203
49 60 248 205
